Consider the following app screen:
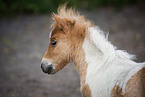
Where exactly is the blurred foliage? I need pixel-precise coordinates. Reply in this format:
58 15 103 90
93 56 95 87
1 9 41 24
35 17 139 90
0 0 144 16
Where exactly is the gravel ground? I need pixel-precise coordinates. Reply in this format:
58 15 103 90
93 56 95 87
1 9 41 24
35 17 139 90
0 6 145 97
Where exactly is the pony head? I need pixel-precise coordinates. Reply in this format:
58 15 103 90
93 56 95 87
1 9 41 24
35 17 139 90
41 5 92 74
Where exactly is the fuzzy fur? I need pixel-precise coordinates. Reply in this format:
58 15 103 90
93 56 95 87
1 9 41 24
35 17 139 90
83 27 145 97
41 5 145 97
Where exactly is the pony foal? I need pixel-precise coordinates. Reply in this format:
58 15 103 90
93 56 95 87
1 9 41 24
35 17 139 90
41 5 145 97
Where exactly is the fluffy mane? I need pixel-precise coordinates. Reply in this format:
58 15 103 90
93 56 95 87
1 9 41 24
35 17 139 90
87 27 136 70
51 5 94 29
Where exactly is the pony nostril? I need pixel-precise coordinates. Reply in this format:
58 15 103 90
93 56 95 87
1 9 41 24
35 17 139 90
41 63 53 74
41 63 47 73
46 65 53 74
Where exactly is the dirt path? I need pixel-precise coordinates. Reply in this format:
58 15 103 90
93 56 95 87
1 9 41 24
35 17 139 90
0 6 145 97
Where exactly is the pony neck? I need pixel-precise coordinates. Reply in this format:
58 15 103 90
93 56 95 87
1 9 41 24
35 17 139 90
71 26 135 84
70 32 88 84
71 39 87 76
71 26 116 79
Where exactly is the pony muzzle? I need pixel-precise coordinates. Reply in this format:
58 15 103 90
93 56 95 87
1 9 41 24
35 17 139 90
41 59 56 74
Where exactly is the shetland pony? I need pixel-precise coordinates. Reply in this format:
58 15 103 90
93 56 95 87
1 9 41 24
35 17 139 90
41 5 145 97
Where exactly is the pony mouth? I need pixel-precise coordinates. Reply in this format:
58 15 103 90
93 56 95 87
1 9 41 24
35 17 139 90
41 63 56 74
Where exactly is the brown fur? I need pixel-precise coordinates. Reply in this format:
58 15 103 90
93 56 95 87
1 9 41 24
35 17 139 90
124 67 145 97
111 85 123 97
43 5 145 97
70 31 92 97
43 5 92 97
111 68 145 97
81 84 92 97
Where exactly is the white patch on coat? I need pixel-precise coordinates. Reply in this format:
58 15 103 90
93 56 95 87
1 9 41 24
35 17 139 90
82 27 145 97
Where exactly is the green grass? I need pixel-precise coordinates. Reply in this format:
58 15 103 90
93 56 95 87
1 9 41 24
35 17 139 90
0 0 144 16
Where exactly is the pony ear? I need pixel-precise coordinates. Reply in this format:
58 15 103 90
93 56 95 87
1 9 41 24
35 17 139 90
53 13 64 24
52 12 76 28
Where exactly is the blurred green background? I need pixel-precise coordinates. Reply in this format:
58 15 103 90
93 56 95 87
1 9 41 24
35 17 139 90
0 0 144 16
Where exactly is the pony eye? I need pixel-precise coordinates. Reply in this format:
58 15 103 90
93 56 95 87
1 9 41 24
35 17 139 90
51 40 57 46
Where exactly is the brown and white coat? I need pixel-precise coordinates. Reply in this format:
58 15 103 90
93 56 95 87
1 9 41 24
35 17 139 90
41 5 145 97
